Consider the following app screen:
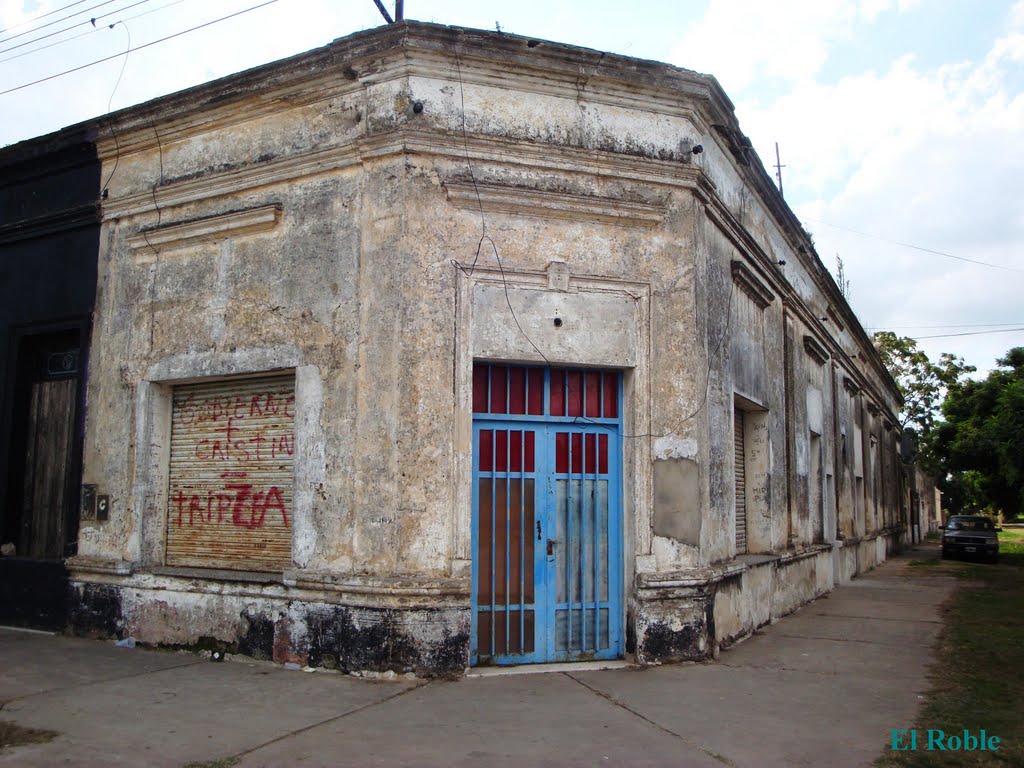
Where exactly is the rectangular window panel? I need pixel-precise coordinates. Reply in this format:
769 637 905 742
472 366 489 413
603 371 618 418
489 365 508 414
476 475 535 656
556 609 609 652
527 368 544 415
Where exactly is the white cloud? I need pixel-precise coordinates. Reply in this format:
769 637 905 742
668 0 909 91
676 0 1024 373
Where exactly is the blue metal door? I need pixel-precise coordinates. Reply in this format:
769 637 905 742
471 365 623 665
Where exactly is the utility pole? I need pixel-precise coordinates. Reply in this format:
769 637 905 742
372 1 403 23
774 142 785 198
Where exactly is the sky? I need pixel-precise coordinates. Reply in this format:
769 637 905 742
1 0 1022 377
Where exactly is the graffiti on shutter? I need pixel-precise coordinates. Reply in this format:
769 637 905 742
166 375 295 571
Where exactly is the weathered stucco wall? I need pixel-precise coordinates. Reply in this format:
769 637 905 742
66 22 906 672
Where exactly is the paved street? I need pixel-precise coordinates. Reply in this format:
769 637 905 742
0 544 955 768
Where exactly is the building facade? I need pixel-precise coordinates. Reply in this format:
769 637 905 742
57 22 905 673
0 127 100 630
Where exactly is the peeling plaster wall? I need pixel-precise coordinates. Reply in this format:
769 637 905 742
65 22 907 672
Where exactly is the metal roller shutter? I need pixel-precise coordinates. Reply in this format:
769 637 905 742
166 375 295 571
734 408 747 554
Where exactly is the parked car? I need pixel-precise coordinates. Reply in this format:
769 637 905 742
940 515 1001 563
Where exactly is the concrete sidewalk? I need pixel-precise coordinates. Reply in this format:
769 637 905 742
0 545 956 768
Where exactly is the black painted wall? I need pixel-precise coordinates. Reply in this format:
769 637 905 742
0 126 101 628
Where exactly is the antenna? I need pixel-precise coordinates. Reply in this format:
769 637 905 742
774 142 785 198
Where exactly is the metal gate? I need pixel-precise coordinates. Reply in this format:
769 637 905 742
471 365 623 665
166 375 295 572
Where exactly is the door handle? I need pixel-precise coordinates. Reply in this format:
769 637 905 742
547 539 556 556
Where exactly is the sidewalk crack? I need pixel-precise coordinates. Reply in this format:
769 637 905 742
228 678 429 762
564 673 736 767
0 656 206 708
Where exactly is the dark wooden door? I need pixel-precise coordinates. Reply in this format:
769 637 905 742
19 377 77 559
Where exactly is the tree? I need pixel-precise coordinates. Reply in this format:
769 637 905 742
872 332 974 440
932 348 1024 518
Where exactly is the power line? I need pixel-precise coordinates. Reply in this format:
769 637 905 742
0 0 187 66
869 322 1024 330
0 0 153 57
0 0 280 98
0 0 121 45
0 0 95 36
913 327 1024 340
799 215 1024 274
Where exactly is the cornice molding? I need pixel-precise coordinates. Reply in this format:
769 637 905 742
101 132 707 221
802 334 829 366
127 205 282 261
0 203 99 244
443 181 666 227
730 259 775 310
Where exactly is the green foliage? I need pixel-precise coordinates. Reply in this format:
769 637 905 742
876 529 1024 768
873 332 975 433
872 332 974 469
932 348 1024 519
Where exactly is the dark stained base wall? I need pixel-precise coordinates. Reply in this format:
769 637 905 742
67 580 470 678
632 591 716 665
0 559 69 631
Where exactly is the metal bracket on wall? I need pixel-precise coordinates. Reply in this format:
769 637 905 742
80 484 97 520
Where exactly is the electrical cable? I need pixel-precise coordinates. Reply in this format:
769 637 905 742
572 281 736 441
449 41 554 369
0 0 122 46
0 0 156 57
0 0 280 97
911 327 1024 340
0 0 186 65
450 34 731 442
100 20 130 197
0 0 96 35
144 119 166 352
868 322 1024 330
798 215 1024 273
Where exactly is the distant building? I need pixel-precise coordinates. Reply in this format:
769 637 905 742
3 22 908 674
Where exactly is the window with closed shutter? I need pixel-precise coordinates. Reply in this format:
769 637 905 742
734 408 747 554
166 375 295 572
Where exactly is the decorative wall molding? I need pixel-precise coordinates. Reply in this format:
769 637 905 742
802 334 829 366
730 259 775 309
842 376 861 395
443 181 666 227
128 205 282 261
0 203 98 244
826 306 846 332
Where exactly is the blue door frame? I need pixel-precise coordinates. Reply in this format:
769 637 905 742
471 366 623 666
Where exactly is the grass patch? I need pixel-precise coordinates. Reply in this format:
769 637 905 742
0 720 58 749
183 757 240 768
877 528 1024 767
